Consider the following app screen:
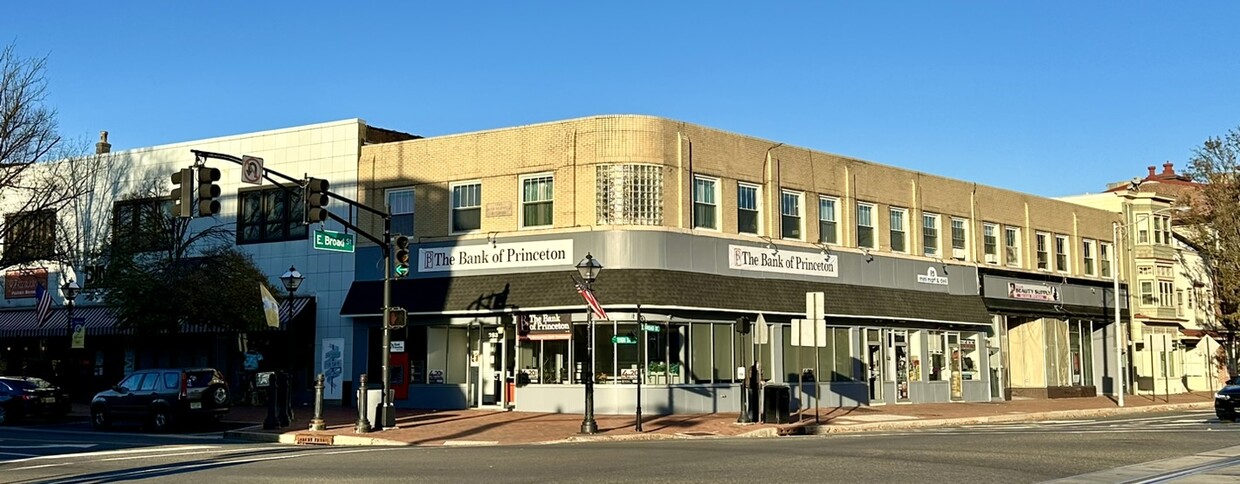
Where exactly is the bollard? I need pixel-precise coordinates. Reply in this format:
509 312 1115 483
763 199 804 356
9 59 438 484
309 373 326 431
355 373 371 433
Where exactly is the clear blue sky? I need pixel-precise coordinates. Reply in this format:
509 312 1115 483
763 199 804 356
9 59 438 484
4 1 1238 197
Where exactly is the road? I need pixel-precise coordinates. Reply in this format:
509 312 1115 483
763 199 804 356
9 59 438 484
1 410 1238 483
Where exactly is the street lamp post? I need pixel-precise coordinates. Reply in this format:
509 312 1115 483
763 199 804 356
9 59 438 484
1111 222 1125 408
576 253 603 435
61 279 81 345
281 266 304 299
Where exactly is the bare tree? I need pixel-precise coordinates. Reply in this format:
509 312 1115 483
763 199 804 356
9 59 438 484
0 43 112 272
1180 127 1240 376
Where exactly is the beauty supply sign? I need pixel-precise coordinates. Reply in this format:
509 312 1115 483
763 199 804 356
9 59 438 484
1008 282 1060 302
418 240 573 273
728 245 838 278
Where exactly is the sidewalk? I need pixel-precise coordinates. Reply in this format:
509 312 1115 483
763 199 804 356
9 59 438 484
221 391 1219 447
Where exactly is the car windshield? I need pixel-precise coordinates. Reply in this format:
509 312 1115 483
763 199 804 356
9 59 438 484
2 377 53 390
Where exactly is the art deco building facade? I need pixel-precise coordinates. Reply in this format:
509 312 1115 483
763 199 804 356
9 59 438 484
342 115 1128 414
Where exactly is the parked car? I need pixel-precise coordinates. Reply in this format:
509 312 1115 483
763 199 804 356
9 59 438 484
1216 377 1240 422
0 376 71 425
90 368 230 432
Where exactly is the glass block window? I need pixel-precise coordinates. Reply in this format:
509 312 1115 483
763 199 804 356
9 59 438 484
597 164 663 225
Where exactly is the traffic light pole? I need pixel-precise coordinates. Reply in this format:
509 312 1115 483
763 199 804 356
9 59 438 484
188 149 398 431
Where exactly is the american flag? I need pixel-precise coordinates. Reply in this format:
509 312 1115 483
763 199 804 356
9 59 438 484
34 282 53 327
573 276 608 320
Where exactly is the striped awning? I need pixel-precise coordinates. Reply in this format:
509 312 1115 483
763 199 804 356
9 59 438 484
0 298 313 338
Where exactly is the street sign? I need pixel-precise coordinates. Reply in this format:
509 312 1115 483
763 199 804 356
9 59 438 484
641 323 661 333
313 230 355 253
241 156 264 185
611 335 637 344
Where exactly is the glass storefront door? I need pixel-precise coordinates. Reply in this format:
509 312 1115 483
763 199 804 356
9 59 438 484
468 324 510 408
865 329 884 403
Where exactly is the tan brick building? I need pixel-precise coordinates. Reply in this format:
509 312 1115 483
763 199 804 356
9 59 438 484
341 115 1127 415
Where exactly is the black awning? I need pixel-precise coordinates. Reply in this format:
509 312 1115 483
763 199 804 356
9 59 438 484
0 298 314 338
341 269 994 325
982 297 1129 321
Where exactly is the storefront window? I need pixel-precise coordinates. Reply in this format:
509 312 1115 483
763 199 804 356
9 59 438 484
1067 321 1094 387
616 323 640 383
890 330 910 401
692 323 713 383
595 323 615 383
832 328 853 381
928 331 945 381
1045 318 1070 387
908 330 923 383
960 332 980 381
948 332 963 400
446 327 468 384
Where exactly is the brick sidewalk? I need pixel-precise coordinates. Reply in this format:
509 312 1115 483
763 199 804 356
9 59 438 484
221 390 1220 446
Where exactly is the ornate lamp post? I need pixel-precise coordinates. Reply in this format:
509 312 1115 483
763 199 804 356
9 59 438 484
280 266 304 299
576 253 603 435
61 279 81 344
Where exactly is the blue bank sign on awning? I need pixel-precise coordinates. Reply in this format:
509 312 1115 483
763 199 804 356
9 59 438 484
313 230 355 253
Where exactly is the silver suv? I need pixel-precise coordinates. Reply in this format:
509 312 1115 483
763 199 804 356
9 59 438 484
90 368 230 432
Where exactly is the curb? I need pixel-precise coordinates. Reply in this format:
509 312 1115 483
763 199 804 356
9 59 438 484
223 428 409 447
802 401 1214 435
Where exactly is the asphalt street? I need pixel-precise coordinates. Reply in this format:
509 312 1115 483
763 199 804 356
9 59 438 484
2 410 1238 483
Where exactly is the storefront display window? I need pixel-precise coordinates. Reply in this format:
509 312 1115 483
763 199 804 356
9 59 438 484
713 324 734 382
832 328 853 381
890 330 910 401
960 333 980 382
908 330 923 382
928 331 945 381
616 323 640 383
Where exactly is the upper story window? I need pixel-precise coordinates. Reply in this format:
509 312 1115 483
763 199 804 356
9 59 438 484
1004 226 1020 267
386 188 415 236
950 217 967 258
521 174 554 228
780 190 803 240
1137 216 1150 244
693 176 719 230
1054 234 1070 273
1140 280 1155 306
922 213 940 257
1036 232 1050 271
1100 242 1113 278
856 202 876 249
238 185 307 244
1082 239 1097 276
451 181 482 233
1152 215 1172 245
737 183 761 235
889 207 907 253
982 223 998 263
113 198 173 253
597 164 663 225
3 209 56 263
818 196 838 244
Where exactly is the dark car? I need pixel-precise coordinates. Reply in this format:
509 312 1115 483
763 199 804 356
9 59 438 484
0 376 71 425
90 368 229 432
1217 378 1240 422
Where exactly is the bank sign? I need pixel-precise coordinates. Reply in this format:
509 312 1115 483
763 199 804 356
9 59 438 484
418 239 573 273
728 245 838 278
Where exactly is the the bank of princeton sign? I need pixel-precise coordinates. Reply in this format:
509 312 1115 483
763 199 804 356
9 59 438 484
728 244 839 278
418 240 573 273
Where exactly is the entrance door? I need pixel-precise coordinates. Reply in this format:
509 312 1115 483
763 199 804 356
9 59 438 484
470 326 508 408
865 329 884 403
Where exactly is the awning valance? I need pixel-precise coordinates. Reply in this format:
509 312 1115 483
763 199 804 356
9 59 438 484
0 298 313 338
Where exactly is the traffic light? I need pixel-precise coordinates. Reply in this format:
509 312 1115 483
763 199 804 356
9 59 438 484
305 177 330 223
196 166 222 217
387 306 407 329
393 235 410 278
170 168 194 218
736 316 751 334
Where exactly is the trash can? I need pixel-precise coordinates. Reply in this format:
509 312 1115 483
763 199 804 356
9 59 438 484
357 386 383 426
763 384 791 424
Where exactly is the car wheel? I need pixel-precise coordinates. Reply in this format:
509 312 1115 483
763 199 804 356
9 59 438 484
91 406 110 430
207 385 229 407
149 408 173 432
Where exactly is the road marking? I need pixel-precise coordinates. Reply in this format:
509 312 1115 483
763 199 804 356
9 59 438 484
48 447 400 482
0 444 97 449
98 446 276 462
0 445 218 464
